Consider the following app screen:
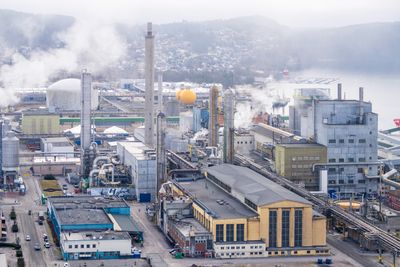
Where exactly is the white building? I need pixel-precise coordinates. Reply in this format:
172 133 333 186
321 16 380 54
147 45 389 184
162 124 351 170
117 141 156 202
41 137 75 158
60 231 132 260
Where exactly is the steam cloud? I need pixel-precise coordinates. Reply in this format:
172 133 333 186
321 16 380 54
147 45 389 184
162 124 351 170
0 19 127 107
234 85 274 129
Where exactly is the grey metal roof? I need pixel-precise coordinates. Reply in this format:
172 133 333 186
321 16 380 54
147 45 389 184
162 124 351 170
57 208 112 226
177 179 258 219
110 214 142 233
206 164 311 206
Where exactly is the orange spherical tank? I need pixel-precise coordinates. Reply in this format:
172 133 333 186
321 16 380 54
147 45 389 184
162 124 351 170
179 89 197 105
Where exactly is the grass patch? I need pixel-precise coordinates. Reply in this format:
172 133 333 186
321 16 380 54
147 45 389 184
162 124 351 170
40 179 63 197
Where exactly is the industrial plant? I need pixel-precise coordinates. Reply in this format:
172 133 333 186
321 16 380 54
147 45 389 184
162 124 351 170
0 16 400 267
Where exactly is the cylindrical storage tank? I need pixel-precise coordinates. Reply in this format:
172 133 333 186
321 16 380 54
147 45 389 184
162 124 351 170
2 131 19 169
46 78 99 111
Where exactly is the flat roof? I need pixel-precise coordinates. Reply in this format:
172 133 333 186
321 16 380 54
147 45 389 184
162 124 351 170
41 137 72 146
48 196 129 209
109 214 142 233
277 143 325 148
57 208 112 226
118 141 155 160
177 179 258 219
170 218 210 237
62 231 131 241
206 164 311 206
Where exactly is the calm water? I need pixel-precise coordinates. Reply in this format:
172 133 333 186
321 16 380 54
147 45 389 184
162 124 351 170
271 69 400 130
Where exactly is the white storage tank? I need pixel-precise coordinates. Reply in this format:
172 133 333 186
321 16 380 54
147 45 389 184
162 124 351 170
46 78 99 111
2 131 19 170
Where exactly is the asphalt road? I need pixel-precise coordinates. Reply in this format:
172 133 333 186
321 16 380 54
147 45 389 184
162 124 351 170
19 213 46 267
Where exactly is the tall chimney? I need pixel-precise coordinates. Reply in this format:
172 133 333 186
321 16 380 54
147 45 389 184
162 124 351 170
337 83 342 100
359 87 364 102
80 70 92 177
144 22 155 147
157 71 163 113
156 112 166 195
223 89 235 163
208 86 219 147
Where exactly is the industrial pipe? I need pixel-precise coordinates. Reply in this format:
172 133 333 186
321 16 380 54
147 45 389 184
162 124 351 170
101 163 115 183
89 169 100 187
92 156 111 169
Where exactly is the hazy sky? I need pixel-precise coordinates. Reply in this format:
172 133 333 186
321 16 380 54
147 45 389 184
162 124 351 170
2 0 400 27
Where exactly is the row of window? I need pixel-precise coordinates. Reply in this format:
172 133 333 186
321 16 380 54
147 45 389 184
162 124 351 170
236 141 253 145
216 224 245 242
291 164 313 169
269 209 302 248
328 138 366 144
220 245 263 250
219 251 263 257
328 157 369 163
292 156 320 161
68 243 96 249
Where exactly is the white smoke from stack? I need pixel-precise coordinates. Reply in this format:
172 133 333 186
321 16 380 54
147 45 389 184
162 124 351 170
234 85 273 129
0 20 127 106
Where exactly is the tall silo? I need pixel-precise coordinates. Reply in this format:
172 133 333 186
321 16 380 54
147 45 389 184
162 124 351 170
2 131 19 185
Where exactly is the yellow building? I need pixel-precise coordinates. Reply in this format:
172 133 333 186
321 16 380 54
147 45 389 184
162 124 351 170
21 112 60 135
173 164 328 258
275 143 327 191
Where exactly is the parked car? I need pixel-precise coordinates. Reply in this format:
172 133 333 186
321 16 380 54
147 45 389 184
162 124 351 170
34 243 41 250
62 184 68 190
38 220 43 225
63 263 69 267
25 235 31 241
44 242 50 248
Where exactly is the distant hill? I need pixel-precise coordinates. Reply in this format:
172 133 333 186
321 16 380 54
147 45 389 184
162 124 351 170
0 10 399 84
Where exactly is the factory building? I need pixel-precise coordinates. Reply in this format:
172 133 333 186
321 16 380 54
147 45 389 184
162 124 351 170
47 196 142 261
251 123 305 160
289 88 330 136
117 142 156 202
234 131 254 155
300 87 379 198
21 111 60 135
41 137 75 158
173 164 328 258
275 143 327 191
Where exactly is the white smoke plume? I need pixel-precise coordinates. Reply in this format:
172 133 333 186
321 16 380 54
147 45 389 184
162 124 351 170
234 85 274 129
0 19 127 107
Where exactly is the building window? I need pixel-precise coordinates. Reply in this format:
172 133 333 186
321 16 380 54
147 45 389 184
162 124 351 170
269 210 277 248
358 179 366 184
68 245 72 249
294 209 302 247
348 139 354 143
245 198 258 211
358 168 364 173
282 210 290 247
348 158 354 162
236 224 244 242
80 244 84 248
359 158 366 162
328 139 336 144
348 179 354 184
339 139 345 143
339 158 344 163
226 224 234 242
359 139 366 143
328 168 336 174
75 245 78 249
216 224 224 242
328 158 336 163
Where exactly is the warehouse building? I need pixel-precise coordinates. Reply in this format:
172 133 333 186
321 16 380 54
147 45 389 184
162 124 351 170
41 137 75 158
275 143 327 191
47 196 142 261
173 164 328 258
117 141 156 202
